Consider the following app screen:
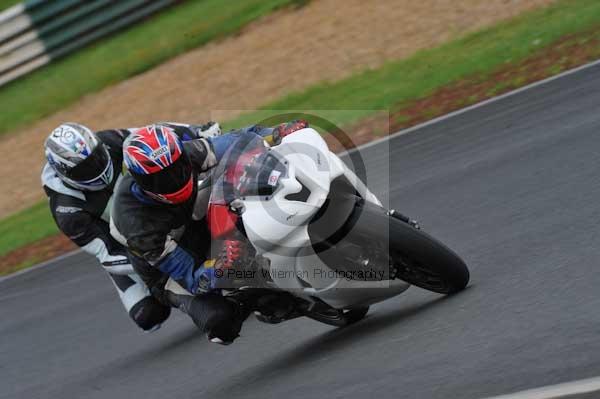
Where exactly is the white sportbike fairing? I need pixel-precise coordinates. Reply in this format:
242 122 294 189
208 128 469 326
240 129 406 309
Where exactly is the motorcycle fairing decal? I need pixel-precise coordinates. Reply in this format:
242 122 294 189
268 170 281 186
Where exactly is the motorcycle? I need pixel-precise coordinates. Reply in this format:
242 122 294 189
203 127 469 326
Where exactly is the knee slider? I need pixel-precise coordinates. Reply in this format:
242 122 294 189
188 294 240 340
129 296 171 331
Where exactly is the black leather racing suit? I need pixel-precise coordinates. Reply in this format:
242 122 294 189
109 128 271 342
42 123 214 331
42 128 171 331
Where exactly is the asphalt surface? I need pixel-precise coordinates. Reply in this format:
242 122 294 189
3 63 600 399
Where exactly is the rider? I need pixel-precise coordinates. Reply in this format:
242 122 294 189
42 121 221 332
110 120 308 344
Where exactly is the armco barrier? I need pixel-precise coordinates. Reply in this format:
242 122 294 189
0 0 177 87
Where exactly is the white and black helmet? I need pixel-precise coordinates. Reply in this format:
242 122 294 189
44 123 114 191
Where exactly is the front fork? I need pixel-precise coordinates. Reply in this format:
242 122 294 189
387 209 421 230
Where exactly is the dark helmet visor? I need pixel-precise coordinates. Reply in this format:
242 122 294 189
133 154 192 195
67 144 111 182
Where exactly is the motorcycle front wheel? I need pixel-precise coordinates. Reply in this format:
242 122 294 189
309 194 469 295
358 199 469 294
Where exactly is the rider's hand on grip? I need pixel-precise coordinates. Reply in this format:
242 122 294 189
194 264 218 294
272 120 309 144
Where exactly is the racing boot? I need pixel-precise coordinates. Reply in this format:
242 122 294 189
200 294 252 345
165 282 251 345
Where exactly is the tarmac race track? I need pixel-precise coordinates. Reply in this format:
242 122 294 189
2 62 600 399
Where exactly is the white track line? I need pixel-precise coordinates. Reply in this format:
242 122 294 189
0 249 80 284
3 58 600 282
483 376 600 399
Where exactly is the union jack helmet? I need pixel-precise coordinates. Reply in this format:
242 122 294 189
44 123 114 191
123 125 194 204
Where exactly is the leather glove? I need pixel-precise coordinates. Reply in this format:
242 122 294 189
272 120 309 144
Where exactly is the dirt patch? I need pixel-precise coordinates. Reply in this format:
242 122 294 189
0 0 553 219
0 234 75 275
5 25 599 274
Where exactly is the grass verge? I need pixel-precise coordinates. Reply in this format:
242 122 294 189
0 0 19 12
0 201 57 258
225 0 600 130
0 0 303 137
2 0 600 274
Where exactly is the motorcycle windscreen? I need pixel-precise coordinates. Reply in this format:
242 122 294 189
207 131 287 238
234 152 287 197
210 132 288 205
